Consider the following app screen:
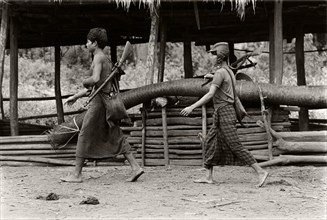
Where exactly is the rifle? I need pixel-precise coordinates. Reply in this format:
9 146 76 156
84 41 133 107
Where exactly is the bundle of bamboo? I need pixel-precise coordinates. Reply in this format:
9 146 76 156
0 126 135 166
0 135 76 166
128 104 291 166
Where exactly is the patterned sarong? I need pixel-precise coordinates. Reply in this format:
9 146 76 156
204 104 256 168
76 93 131 159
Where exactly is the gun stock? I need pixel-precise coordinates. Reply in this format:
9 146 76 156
118 41 133 65
84 41 132 107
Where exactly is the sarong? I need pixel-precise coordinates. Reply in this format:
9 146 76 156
204 104 256 168
76 93 131 159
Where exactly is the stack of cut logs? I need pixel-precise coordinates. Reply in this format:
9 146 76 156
128 104 292 166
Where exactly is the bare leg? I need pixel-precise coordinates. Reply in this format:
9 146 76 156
60 157 84 183
251 163 269 187
194 166 214 184
124 151 144 182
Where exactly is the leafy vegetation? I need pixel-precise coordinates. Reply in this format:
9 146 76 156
1 34 326 125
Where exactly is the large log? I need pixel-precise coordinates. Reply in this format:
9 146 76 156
258 155 327 167
121 79 327 109
48 79 327 146
0 156 74 166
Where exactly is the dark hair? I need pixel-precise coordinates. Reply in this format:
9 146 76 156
87 28 108 49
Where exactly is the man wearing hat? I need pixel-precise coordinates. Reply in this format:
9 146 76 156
180 42 268 187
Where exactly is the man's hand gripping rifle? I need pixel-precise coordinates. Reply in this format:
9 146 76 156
84 41 133 107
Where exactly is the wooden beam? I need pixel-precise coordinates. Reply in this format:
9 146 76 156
269 0 283 84
55 45 64 124
295 25 309 131
183 40 193 78
10 15 19 136
158 16 167 83
0 3 8 120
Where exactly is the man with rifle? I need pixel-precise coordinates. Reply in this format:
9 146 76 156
61 28 144 183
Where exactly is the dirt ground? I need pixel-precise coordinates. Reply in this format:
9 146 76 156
0 164 326 220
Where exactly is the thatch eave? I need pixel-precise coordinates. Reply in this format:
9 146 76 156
4 0 257 18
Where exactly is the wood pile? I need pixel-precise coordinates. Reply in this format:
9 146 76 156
257 125 327 167
127 104 291 166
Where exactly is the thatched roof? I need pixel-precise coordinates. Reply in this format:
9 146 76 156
51 0 257 18
2 0 326 48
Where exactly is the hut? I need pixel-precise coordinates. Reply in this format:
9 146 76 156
0 0 326 166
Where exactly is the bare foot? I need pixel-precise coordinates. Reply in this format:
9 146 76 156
126 168 144 182
256 171 269 188
193 178 214 184
60 175 82 183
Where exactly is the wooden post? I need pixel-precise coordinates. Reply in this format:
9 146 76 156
55 45 64 124
228 43 235 64
295 26 309 131
158 16 167 83
141 105 146 167
269 0 283 85
268 0 283 148
145 7 159 85
9 15 19 136
193 1 201 30
110 44 117 64
183 40 193 78
0 3 8 120
162 106 169 166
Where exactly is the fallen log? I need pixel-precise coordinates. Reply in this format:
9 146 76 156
277 131 327 142
0 135 49 144
0 143 76 150
0 156 74 166
276 139 327 153
258 155 327 167
0 161 48 166
0 149 76 155
257 120 327 153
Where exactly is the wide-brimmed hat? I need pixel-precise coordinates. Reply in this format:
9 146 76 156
208 42 229 53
